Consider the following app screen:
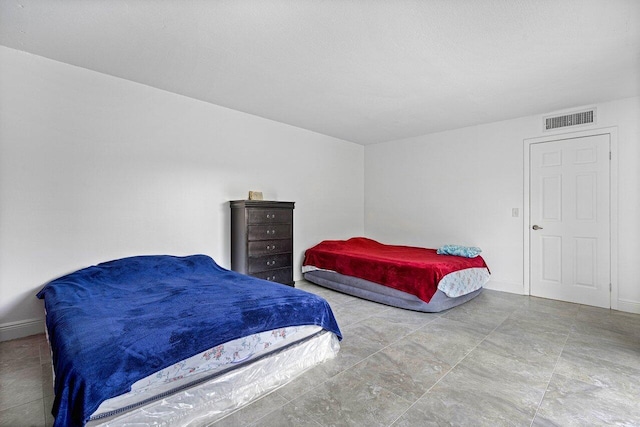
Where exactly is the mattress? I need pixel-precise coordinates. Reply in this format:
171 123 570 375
304 269 484 312
87 329 339 426
89 324 322 421
303 237 490 304
37 254 342 426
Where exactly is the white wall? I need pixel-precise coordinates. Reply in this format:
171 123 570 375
365 97 640 313
0 46 365 340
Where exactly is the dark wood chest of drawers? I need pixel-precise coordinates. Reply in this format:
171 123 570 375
230 200 295 286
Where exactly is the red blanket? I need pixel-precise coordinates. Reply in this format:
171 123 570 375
303 237 489 303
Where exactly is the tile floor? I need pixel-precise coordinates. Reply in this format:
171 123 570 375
2 281 640 426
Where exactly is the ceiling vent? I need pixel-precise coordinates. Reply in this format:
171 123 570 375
543 108 596 131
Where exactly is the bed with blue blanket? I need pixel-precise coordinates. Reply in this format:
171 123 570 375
37 254 342 427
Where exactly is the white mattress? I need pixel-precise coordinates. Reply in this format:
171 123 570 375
89 325 322 421
87 329 339 426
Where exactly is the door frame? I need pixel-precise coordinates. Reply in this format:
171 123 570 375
523 127 618 309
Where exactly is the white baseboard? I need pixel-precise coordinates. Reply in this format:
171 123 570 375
0 318 45 342
616 299 640 314
484 280 525 295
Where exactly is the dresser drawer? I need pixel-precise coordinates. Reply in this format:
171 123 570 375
248 224 292 241
248 208 293 225
248 240 293 256
251 267 293 285
248 253 292 273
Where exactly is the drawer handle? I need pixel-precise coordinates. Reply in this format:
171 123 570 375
266 229 276 235
266 275 276 281
266 260 276 266
266 244 276 251
266 213 276 219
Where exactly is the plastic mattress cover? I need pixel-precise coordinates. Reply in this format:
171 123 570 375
92 325 322 418
86 330 340 426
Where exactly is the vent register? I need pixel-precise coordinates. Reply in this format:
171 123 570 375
544 109 595 131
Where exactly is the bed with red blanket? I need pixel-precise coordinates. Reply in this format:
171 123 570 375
302 237 490 312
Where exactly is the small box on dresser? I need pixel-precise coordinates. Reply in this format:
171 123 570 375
230 200 295 286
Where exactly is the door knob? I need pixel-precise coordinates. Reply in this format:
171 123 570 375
532 225 543 230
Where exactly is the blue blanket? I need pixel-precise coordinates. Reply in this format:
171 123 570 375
37 254 341 427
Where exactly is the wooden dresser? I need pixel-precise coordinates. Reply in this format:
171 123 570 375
230 200 295 286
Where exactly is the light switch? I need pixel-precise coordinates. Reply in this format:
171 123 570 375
512 208 519 217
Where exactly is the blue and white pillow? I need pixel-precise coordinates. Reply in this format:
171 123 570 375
437 244 482 258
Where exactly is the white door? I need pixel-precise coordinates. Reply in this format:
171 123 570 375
530 134 610 308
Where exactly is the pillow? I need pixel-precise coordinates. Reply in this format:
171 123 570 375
437 244 482 258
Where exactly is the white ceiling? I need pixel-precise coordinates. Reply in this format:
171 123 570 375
1 0 639 145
